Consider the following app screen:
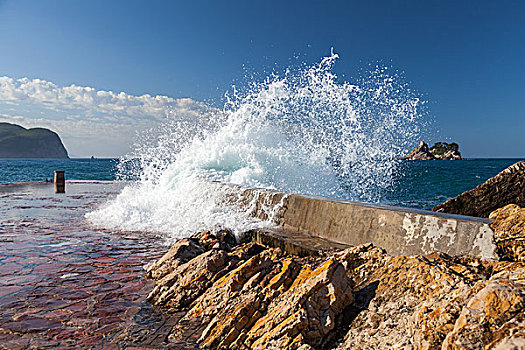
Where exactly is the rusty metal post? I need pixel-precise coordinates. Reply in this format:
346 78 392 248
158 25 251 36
54 170 65 193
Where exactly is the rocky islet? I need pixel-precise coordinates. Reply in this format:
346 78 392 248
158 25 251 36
404 141 463 160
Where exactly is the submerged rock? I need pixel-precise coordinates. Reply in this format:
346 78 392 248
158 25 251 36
433 160 525 217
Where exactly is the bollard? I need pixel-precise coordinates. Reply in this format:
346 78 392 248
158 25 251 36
54 170 65 193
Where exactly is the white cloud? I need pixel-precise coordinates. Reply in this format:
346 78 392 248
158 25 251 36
0 76 212 157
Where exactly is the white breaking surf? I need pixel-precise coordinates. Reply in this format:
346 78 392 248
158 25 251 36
87 52 425 240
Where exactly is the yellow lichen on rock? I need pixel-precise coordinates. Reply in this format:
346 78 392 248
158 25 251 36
144 219 525 349
490 204 525 262
145 230 356 349
442 268 525 349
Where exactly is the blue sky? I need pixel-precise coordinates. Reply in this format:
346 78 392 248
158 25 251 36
0 0 523 157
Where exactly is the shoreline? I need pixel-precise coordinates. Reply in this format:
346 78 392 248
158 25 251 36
0 160 523 348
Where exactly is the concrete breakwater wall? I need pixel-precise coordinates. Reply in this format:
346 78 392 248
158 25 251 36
220 182 499 260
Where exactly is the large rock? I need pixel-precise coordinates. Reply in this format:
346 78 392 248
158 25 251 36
0 122 69 158
333 250 525 350
143 238 205 280
404 141 435 160
433 161 525 217
145 228 525 349
490 204 525 262
442 268 525 349
429 142 463 160
146 230 356 349
334 251 486 350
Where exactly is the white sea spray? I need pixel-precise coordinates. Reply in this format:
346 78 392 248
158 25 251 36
86 52 425 240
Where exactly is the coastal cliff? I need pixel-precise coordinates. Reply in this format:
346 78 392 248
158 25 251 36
0 122 69 158
404 141 462 160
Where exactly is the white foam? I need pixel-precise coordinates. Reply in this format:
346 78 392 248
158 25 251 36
86 52 425 240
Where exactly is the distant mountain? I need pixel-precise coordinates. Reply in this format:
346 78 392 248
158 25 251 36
0 122 69 158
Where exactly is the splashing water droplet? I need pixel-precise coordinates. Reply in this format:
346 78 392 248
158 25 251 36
87 53 426 240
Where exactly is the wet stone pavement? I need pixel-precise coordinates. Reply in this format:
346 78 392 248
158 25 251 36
0 181 197 349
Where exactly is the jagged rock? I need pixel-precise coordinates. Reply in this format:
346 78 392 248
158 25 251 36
433 161 525 217
143 229 237 280
146 231 355 349
146 248 230 310
334 251 486 350
193 229 238 251
429 142 463 160
404 141 463 160
144 226 525 349
404 141 435 160
332 249 525 350
241 254 352 349
442 268 525 349
490 204 525 262
146 238 266 311
144 238 205 280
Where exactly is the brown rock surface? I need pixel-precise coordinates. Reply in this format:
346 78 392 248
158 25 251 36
404 141 435 160
404 141 463 160
433 160 525 217
332 251 525 350
490 204 525 262
442 268 525 349
144 238 205 280
145 227 525 349
333 251 484 350
147 231 356 349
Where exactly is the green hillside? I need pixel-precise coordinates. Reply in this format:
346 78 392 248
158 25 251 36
0 122 69 158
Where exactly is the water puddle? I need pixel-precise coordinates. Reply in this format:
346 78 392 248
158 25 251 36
0 181 191 349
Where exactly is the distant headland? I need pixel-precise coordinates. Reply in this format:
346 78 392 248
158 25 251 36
0 122 69 158
404 140 462 160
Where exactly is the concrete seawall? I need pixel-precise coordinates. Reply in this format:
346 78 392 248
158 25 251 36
221 183 499 260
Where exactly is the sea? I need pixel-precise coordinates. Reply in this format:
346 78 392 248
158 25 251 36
1 158 522 215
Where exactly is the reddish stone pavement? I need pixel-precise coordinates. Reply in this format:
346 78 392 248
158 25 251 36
0 181 198 349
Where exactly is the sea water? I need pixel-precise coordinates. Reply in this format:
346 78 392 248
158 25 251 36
1 158 520 208
0 158 117 183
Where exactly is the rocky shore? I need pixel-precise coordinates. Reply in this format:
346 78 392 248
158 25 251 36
143 160 525 349
145 214 525 349
3 167 522 349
